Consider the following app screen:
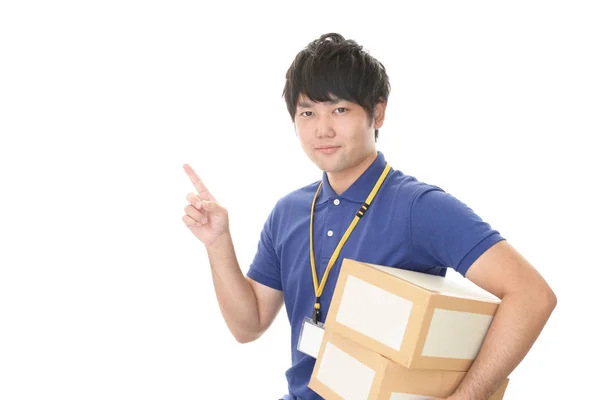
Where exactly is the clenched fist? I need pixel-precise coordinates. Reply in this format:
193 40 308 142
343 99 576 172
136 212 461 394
182 164 230 248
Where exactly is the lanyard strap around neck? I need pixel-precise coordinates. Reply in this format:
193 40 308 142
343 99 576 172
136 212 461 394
309 162 391 323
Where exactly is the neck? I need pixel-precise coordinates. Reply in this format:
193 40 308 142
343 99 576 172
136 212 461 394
327 152 378 195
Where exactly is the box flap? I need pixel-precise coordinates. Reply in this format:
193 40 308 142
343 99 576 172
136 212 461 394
364 262 499 302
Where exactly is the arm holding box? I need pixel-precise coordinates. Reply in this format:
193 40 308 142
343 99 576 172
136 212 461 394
411 188 557 399
441 240 556 400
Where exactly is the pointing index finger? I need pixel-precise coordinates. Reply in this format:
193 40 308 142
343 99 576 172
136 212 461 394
183 164 212 199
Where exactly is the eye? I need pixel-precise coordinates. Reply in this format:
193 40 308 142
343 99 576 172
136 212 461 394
300 111 313 117
334 107 347 114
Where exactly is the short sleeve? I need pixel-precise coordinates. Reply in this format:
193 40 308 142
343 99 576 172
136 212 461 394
410 187 505 276
246 209 282 291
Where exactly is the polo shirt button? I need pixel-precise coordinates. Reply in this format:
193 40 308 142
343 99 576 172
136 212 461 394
333 199 340 205
327 230 333 237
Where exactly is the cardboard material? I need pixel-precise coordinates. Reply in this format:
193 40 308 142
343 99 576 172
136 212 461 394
325 259 501 371
309 331 509 400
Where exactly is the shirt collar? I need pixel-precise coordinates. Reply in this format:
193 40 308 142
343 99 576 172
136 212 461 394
317 151 388 204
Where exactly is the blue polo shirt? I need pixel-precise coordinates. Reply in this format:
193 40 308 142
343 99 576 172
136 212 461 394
246 151 505 400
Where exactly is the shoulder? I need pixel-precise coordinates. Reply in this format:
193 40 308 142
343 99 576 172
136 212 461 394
272 180 320 210
384 168 445 205
279 180 321 206
265 180 321 225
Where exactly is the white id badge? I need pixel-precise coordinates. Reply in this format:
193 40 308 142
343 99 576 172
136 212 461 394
297 317 325 358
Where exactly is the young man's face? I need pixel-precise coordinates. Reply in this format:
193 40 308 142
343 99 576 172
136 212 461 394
294 93 386 174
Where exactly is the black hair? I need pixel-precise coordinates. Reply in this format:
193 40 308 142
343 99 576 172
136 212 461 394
282 33 391 141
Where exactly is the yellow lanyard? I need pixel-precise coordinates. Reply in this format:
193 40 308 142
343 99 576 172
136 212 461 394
309 162 391 323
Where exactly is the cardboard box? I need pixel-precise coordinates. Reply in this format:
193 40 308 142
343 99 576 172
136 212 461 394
309 330 509 400
325 259 501 371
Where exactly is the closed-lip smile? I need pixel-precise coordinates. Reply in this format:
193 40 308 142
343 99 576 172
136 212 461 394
315 145 341 154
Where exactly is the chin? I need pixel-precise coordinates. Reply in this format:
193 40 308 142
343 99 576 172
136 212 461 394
306 149 347 172
316 159 346 174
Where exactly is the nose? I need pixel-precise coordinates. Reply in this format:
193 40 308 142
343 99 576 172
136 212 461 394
316 115 335 138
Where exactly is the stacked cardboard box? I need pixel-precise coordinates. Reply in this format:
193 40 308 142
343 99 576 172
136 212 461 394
309 259 510 400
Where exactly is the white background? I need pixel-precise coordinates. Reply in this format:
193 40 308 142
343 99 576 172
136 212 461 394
1 1 598 399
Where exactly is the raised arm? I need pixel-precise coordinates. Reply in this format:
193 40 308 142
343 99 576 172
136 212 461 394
182 164 283 343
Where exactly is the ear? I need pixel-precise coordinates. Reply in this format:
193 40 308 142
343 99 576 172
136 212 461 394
373 101 387 129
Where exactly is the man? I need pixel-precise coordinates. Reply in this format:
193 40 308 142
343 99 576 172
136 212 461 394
182 33 556 400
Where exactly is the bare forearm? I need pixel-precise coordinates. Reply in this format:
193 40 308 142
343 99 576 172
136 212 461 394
205 233 261 343
451 290 557 399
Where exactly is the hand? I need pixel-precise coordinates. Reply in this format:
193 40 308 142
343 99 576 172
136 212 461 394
182 164 230 247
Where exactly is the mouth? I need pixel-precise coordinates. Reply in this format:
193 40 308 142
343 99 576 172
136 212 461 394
315 146 341 154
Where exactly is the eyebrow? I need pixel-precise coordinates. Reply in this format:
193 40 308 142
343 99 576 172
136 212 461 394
297 98 344 109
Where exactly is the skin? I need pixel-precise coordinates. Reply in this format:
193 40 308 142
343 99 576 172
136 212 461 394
182 93 556 399
430 241 557 400
293 94 385 194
